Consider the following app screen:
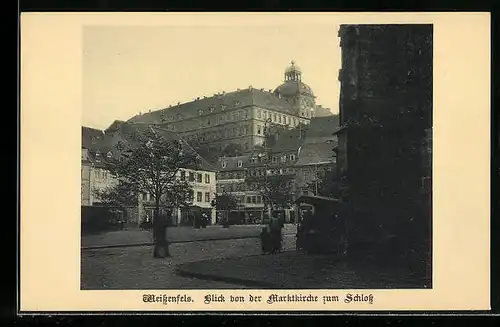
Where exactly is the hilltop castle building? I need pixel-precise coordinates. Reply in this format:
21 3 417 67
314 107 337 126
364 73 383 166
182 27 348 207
128 61 332 155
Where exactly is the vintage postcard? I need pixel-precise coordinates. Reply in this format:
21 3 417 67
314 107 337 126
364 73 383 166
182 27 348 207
20 12 490 312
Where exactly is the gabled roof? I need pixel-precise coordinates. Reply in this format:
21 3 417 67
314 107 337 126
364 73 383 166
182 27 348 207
82 126 104 150
305 115 340 140
126 87 294 125
81 123 218 172
268 125 307 154
118 123 219 172
217 155 250 171
294 141 337 167
294 115 339 167
104 120 125 134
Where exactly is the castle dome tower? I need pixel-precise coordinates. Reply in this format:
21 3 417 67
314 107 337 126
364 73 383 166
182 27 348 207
274 61 316 118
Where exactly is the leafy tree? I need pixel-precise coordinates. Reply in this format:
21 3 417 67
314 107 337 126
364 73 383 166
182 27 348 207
247 173 294 217
92 180 139 224
308 167 340 198
93 180 138 210
210 191 238 225
210 191 238 211
106 126 198 257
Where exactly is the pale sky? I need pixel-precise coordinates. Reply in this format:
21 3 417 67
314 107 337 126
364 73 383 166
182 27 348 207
83 24 341 130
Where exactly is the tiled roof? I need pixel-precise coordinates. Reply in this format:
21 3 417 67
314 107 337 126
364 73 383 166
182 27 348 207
294 115 340 167
82 123 218 172
268 126 307 153
104 120 125 134
126 88 294 125
217 155 251 171
294 141 337 167
120 123 219 172
305 115 339 140
82 126 104 150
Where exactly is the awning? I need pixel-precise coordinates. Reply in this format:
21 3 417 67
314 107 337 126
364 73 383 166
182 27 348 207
295 195 341 206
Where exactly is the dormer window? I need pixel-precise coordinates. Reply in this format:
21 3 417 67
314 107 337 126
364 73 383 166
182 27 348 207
106 152 112 159
290 154 296 161
222 161 227 168
237 160 242 168
234 100 241 107
221 104 227 111
198 109 203 116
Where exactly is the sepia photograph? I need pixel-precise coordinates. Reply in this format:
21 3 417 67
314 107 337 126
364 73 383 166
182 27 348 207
20 12 490 312
81 23 433 291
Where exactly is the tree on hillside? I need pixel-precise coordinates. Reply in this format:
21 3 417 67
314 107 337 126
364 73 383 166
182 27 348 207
105 126 198 258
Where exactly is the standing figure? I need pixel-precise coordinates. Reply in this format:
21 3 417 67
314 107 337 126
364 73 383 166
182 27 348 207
269 212 283 253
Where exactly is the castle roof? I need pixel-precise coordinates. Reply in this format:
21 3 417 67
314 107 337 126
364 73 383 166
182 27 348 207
126 87 295 125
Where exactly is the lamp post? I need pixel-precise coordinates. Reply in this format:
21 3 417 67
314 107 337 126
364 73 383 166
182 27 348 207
314 163 319 196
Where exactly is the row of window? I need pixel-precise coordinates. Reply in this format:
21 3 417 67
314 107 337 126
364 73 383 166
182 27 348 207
217 166 330 184
217 166 297 180
93 169 110 180
141 191 212 203
187 124 251 143
256 109 307 126
195 191 211 203
218 179 291 193
180 171 211 184
164 108 309 134
246 195 263 204
221 154 297 169
164 108 248 132
161 101 242 123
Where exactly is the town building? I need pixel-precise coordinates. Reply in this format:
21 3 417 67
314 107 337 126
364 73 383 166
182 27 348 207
337 24 433 281
81 122 218 227
294 115 339 197
214 115 339 224
81 127 119 207
127 61 332 156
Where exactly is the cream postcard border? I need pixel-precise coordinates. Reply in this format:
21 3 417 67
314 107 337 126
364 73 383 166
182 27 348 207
20 12 490 312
